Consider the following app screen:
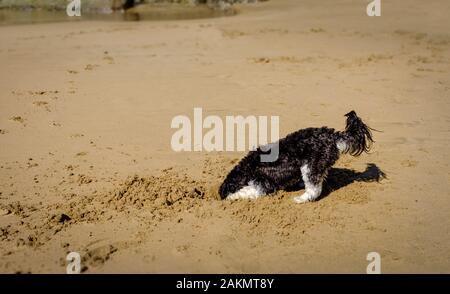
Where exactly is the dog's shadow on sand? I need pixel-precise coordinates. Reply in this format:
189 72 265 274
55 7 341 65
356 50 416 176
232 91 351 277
285 163 387 199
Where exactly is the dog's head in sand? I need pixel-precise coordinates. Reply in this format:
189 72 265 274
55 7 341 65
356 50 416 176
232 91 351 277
219 110 375 203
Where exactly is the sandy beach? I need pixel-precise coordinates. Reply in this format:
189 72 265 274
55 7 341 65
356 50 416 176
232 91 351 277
0 0 449 273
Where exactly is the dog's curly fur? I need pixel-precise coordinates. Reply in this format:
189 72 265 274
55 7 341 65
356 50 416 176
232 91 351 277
219 110 374 203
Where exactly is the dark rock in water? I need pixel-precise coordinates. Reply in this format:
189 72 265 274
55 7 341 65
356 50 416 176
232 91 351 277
123 0 135 10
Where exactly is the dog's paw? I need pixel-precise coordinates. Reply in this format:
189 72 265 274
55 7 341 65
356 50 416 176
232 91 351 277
293 194 311 204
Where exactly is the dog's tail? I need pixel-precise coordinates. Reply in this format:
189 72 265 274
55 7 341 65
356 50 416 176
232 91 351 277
337 110 374 156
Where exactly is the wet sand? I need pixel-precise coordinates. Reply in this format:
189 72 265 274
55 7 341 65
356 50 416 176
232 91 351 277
0 0 449 273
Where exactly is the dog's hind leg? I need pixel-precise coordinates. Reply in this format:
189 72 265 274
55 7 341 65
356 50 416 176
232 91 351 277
293 164 324 204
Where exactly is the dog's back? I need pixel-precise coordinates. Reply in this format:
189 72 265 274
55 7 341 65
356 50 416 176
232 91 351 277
219 127 339 199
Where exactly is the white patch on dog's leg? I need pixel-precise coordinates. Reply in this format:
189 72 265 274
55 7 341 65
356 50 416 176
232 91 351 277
293 185 322 203
293 164 323 204
226 181 264 200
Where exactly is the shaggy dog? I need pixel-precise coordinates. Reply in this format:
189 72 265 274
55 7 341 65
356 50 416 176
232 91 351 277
219 111 374 203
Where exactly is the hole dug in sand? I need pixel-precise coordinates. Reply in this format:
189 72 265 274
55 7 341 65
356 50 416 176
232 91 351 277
109 174 213 207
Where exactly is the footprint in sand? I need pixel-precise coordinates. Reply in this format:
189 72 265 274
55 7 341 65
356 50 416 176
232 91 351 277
67 70 78 74
251 56 313 64
173 244 191 256
401 160 418 168
103 51 115 64
221 29 247 39
32 101 50 112
0 129 8 135
10 116 26 125
29 90 59 96
253 57 271 64
408 55 432 65
310 27 325 33
392 137 408 145
85 64 99 71
80 242 133 271
11 90 25 96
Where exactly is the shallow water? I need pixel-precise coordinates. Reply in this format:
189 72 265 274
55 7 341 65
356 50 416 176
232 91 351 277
0 4 236 26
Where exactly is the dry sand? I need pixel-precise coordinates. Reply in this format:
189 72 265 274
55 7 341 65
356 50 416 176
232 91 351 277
0 0 449 273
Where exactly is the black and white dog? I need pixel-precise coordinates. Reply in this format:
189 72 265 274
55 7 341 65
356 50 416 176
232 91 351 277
219 111 374 203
